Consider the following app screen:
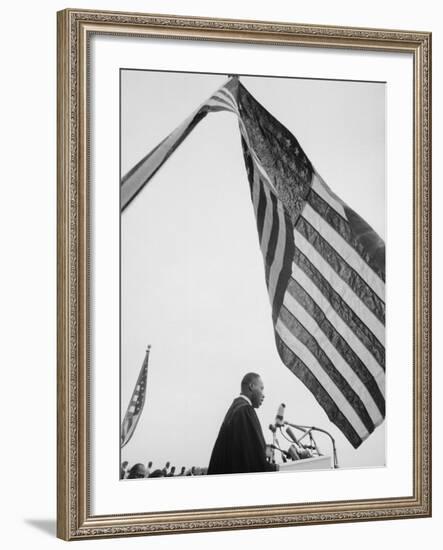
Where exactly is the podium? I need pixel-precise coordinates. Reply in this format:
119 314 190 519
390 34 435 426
277 455 333 472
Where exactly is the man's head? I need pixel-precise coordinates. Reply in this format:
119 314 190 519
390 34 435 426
128 463 146 479
149 469 163 478
241 372 265 408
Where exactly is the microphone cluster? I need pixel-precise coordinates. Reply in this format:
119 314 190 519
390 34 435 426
268 402 339 467
268 403 314 462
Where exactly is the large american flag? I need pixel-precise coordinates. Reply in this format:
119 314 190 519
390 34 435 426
121 346 151 448
121 78 385 448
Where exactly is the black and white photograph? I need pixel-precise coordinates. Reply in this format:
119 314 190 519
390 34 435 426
2 0 438 545
119 70 386 481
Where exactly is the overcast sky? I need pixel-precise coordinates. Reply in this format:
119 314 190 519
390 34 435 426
120 70 386 475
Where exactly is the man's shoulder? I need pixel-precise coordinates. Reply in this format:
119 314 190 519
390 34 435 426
231 396 252 410
224 397 252 421
230 397 256 419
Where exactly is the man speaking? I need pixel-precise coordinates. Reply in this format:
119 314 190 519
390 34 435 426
207 373 278 475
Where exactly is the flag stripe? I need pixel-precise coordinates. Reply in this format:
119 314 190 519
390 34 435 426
241 141 292 319
344 206 385 278
279 305 376 434
218 87 239 110
121 417 133 446
121 355 150 448
256 178 267 241
121 79 244 211
311 172 347 219
217 88 239 112
242 139 255 199
265 190 280 284
252 168 262 216
302 203 385 301
210 90 241 113
285 279 385 418
290 264 385 388
269 206 294 323
273 211 295 321
296 216 385 326
293 247 385 368
308 188 385 282
205 98 237 113
121 109 209 210
275 327 364 448
123 417 132 433
294 226 385 345
260 182 274 262
245 154 293 321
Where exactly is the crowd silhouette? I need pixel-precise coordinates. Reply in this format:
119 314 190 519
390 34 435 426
121 460 208 479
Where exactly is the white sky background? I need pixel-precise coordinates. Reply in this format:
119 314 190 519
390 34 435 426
120 70 386 474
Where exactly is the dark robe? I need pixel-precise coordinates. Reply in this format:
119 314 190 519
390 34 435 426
207 397 277 475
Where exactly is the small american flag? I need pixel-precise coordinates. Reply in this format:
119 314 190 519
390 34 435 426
121 346 151 448
121 78 385 448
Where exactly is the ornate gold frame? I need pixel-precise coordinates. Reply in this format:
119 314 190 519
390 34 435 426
57 8 431 540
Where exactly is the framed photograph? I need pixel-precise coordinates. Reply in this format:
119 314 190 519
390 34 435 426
57 8 431 540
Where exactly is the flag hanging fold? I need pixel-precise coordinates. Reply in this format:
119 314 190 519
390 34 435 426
121 346 151 448
121 78 385 448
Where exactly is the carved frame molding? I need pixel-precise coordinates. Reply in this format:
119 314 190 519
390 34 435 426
57 9 431 540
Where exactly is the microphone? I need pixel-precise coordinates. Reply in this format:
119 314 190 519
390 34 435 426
286 428 312 459
274 403 286 428
269 444 291 459
287 444 301 460
285 426 300 445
